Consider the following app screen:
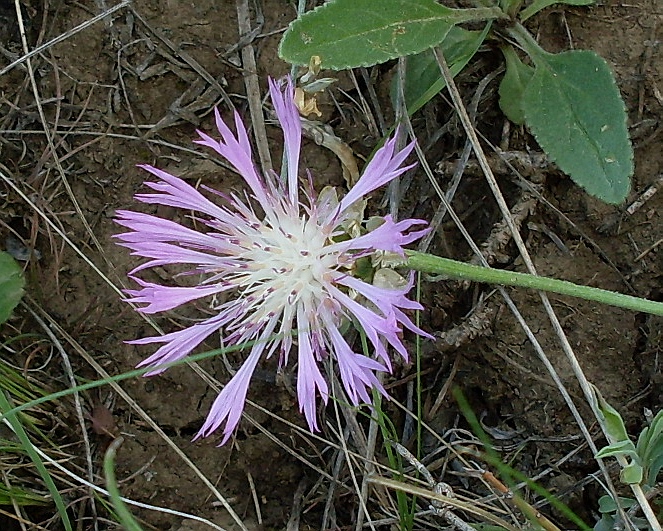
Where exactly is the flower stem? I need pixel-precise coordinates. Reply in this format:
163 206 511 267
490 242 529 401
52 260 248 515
406 250 663 317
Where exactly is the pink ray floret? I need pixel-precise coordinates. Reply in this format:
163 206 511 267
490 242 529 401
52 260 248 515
116 76 431 445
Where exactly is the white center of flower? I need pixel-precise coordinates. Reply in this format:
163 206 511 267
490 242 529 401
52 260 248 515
234 212 341 312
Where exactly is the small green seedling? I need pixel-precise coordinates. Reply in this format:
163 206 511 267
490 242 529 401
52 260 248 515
592 387 663 529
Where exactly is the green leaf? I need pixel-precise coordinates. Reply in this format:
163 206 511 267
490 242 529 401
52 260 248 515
591 385 645 485
621 462 644 484
0 251 25 324
597 495 637 514
522 50 633 204
280 0 462 69
636 409 663 485
646 452 663 486
636 409 663 457
498 46 535 125
520 0 595 22
593 516 614 531
595 439 638 460
590 384 630 443
391 25 490 115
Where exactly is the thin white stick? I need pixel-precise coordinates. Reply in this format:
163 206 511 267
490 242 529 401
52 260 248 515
23 304 99 530
1 419 227 531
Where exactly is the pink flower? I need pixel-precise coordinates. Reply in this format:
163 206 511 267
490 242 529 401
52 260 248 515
115 77 430 444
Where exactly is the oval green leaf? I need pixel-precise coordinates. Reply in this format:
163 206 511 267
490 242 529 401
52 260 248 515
0 251 25 324
522 50 633 204
498 46 535 125
279 0 458 69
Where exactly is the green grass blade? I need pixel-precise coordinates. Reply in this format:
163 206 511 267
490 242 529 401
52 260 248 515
104 437 145 531
0 335 278 427
454 389 591 530
0 391 73 531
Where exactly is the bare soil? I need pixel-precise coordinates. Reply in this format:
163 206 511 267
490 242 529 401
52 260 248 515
0 0 661 529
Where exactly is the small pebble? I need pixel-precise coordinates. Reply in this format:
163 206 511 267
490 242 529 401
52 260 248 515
5 235 41 262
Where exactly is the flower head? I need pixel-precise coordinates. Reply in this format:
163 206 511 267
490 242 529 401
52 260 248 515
116 77 430 444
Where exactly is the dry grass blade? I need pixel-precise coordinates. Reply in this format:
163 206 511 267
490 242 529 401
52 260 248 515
0 167 124 299
0 1 131 77
22 304 99 531
12 1 112 264
2 1 658 528
128 6 233 110
0 423 228 531
368 476 521 531
236 0 272 176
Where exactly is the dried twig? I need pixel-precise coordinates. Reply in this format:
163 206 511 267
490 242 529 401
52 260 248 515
470 187 540 266
0 0 132 77
626 174 663 216
236 0 272 176
434 303 497 352
129 6 233 110
474 468 562 531
285 479 307 531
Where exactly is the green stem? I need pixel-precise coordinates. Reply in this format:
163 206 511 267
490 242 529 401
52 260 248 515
449 6 509 24
505 23 552 66
501 0 524 18
406 250 663 317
